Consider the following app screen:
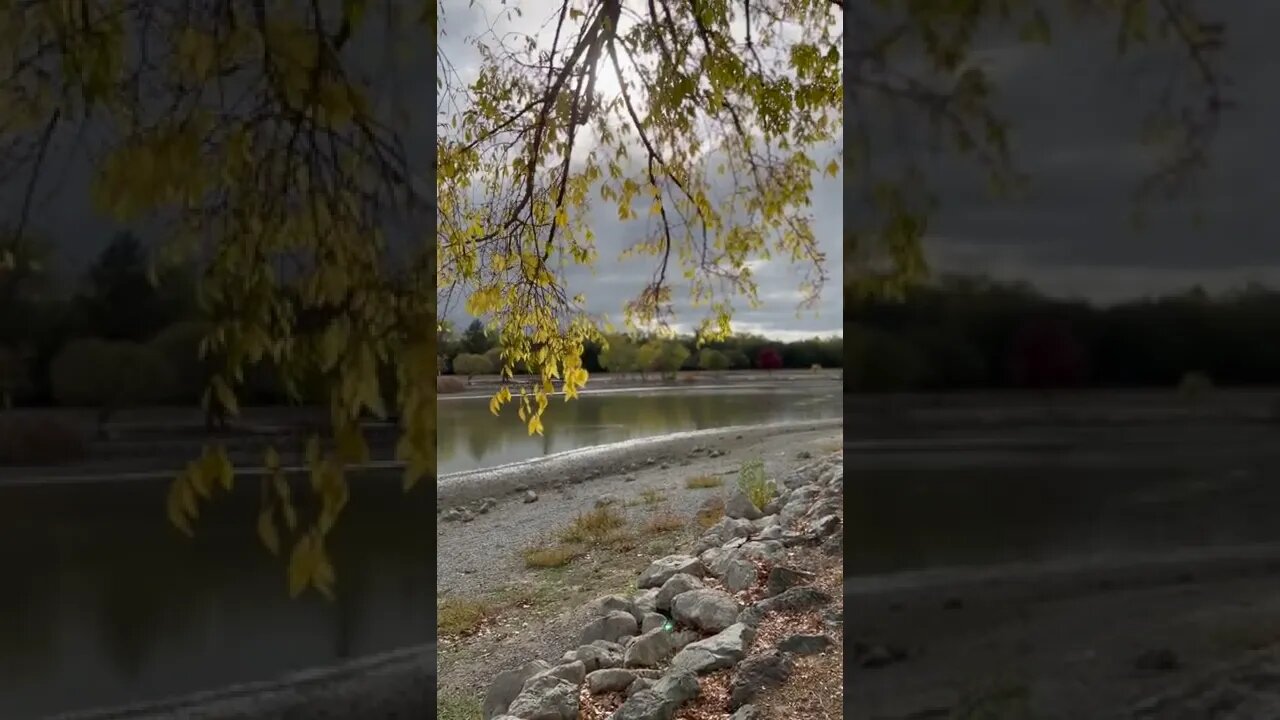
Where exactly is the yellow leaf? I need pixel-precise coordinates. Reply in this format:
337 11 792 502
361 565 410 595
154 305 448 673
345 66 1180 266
166 477 194 536
257 505 281 556
287 534 313 597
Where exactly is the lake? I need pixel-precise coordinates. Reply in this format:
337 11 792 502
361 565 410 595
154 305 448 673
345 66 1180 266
846 420 1280 576
0 382 838 718
438 381 842 475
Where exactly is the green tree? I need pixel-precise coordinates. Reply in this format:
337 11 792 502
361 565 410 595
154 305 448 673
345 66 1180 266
461 319 490 355
599 335 639 378
451 353 493 382
50 339 175 435
641 340 690 380
698 348 729 372
149 321 213 404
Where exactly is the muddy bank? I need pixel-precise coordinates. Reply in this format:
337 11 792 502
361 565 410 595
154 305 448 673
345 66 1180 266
847 548 1280 719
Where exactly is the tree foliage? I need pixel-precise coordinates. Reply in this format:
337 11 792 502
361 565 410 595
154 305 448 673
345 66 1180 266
438 0 843 432
0 0 431 595
698 348 729 371
452 352 492 379
50 339 174 425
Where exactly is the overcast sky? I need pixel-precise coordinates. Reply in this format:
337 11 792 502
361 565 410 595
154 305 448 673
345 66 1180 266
15 1 1280 338
901 1 1280 304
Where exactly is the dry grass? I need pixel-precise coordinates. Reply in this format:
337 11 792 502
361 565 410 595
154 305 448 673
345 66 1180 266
522 544 582 568
645 511 686 533
438 596 498 637
437 691 483 720
752 645 843 720
696 496 725 528
686 474 724 489
638 488 665 508
557 506 628 544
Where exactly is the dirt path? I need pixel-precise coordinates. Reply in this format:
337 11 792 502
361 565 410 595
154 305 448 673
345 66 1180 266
848 558 1280 719
435 426 842 718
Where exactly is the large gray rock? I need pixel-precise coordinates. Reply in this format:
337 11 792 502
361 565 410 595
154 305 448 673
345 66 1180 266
580 609 639 645
739 585 831 627
638 555 704 589
671 623 756 674
722 558 759 593
731 705 763 720
611 669 701 720
583 594 641 624
641 612 668 633
694 517 753 553
529 660 587 688
778 633 834 656
484 660 550 719
724 486 763 520
586 668 640 695
633 588 660 616
562 641 624 672
671 589 740 633
705 541 785 578
730 651 793 708
656 573 704 611
505 675 579 720
625 628 676 668
765 565 815 597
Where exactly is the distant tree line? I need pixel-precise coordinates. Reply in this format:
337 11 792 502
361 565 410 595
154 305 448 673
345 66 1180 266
437 318 842 381
846 275 1280 391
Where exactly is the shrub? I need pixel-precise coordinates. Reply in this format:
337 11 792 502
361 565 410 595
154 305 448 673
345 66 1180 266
737 458 777 509
556 506 627 545
148 321 210 403
522 544 581 568
452 353 492 379
698 348 729 372
50 339 175 429
686 474 723 489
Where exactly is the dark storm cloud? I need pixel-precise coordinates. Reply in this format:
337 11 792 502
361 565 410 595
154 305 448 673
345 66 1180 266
438 2 843 340
902 0 1280 301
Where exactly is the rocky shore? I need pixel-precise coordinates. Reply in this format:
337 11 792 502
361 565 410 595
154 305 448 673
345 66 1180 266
477 452 844 720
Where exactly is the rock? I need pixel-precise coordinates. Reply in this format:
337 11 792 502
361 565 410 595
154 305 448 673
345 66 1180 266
796 450 813 459
563 641 624 672
706 541 785 578
810 514 841 537
641 612 668 633
625 475 638 482
584 594 640 622
731 705 763 720
587 668 639 695
625 628 676 668
1134 648 1181 672
638 555 704 589
530 660 587 687
656 573 704 611
633 588 660 616
612 669 700 720
442 507 473 523
725 486 763 520
821 530 842 556
750 514 781 531
740 585 831 627
671 623 756 674
758 525 783 541
778 633 833 656
762 496 784 515
484 659 550 719
722 558 759 593
670 629 699 650
523 489 539 503
477 497 498 514
765 565 815 597
506 675 579 720
580 609 639 645
695 517 752 553
730 651 794 708
626 676 653 697
671 589 740 633
596 494 618 508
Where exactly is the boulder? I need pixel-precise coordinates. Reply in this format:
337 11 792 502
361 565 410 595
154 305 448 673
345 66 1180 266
505 675 579 720
671 589 740 633
611 669 700 720
671 623 756 674
724 486 763 520
625 628 676 668
656 573 704 611
483 660 549 719
638 555 704 589
580 609 639 645
730 651 793 708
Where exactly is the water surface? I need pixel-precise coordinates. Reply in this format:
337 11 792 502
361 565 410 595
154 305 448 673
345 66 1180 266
438 382 841 475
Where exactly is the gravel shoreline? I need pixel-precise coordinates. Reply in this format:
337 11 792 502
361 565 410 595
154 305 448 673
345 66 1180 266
437 422 842 602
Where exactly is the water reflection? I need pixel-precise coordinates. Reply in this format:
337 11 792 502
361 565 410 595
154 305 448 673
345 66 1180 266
846 428 1280 576
0 479 431 719
439 384 840 475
